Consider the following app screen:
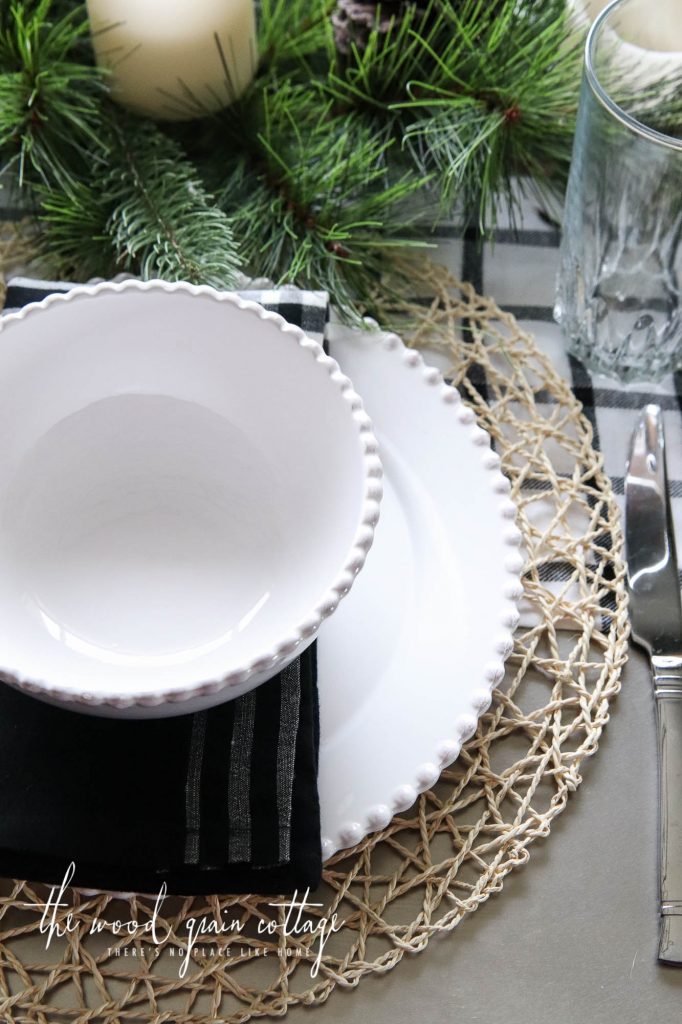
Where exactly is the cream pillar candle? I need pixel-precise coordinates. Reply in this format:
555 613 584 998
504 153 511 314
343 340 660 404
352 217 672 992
580 0 682 50
567 0 682 88
568 0 682 51
87 0 257 121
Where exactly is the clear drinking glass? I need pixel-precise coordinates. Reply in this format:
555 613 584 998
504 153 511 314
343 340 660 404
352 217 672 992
555 0 682 383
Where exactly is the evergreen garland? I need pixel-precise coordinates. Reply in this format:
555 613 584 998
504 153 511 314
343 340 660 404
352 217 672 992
0 0 674 315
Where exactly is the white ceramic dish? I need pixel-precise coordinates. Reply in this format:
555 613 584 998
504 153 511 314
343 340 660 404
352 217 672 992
0 281 381 714
317 323 522 858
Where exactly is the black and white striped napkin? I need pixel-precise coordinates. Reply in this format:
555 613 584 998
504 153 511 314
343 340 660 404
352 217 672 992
0 278 329 896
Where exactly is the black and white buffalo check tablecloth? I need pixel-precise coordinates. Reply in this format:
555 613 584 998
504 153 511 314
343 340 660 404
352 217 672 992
431 197 682 595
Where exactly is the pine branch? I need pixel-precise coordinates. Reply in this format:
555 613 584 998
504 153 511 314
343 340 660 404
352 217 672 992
37 178 115 279
326 0 584 226
40 115 242 289
326 0 457 110
105 118 241 287
0 1 106 190
211 83 430 317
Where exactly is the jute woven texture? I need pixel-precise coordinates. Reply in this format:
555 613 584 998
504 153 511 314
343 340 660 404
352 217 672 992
0 257 629 1024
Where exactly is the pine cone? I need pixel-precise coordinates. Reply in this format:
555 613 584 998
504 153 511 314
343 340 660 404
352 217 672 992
332 1 428 55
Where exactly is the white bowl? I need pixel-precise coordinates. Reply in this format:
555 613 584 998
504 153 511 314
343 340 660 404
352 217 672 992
0 280 382 717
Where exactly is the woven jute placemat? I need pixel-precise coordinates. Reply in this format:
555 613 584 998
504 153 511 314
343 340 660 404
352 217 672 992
0 255 628 1024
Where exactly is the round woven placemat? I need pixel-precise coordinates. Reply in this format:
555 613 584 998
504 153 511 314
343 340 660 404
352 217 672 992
0 256 629 1024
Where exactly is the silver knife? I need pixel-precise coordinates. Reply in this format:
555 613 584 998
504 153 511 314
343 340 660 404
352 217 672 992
626 404 682 965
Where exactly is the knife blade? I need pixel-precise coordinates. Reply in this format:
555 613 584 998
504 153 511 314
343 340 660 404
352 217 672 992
626 404 682 965
627 405 682 655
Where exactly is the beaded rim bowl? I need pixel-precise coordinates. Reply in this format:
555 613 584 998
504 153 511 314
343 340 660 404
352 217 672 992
0 279 382 717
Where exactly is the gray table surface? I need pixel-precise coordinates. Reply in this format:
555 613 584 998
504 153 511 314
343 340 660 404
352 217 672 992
295 645 682 1024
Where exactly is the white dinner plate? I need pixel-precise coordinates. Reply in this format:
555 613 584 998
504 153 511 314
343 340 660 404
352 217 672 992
317 324 523 859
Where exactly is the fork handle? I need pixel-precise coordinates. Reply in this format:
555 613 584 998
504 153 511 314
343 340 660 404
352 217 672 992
653 656 682 964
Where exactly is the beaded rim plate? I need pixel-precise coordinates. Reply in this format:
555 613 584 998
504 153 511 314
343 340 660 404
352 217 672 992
317 322 523 858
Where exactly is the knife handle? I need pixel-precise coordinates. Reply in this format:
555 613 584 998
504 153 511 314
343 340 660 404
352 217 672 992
653 656 682 964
